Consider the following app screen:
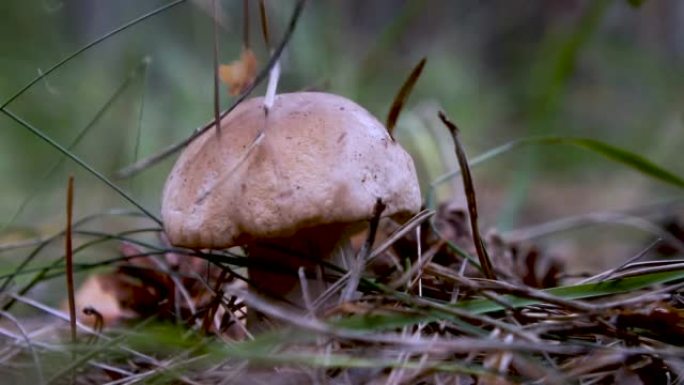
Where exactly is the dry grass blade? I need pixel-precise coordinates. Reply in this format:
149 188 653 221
311 210 434 309
10 294 159 363
388 240 444 290
504 210 684 254
595 260 684 280
438 111 496 280
64 176 77 385
0 236 50 252
0 209 147 306
225 285 585 355
341 199 385 302
580 238 661 283
369 209 434 261
1 59 149 235
0 0 185 110
7 3 684 383
259 0 271 49
0 310 45 384
386 57 426 139
115 0 306 179
1 109 162 224
194 130 265 204
212 0 221 136
426 263 595 312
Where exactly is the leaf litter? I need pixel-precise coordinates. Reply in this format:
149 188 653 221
2 1 684 383
5 183 683 384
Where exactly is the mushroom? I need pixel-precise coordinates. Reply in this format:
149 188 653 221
161 92 421 325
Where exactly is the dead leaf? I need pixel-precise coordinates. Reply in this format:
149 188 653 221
66 241 246 339
219 48 257 95
615 302 684 344
67 274 136 328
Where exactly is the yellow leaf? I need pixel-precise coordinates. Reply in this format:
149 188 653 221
219 48 258 96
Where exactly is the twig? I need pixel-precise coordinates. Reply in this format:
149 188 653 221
201 268 228 334
438 111 496 280
65 176 77 346
341 199 385 302
64 176 76 384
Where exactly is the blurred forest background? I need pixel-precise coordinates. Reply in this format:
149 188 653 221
1 0 683 297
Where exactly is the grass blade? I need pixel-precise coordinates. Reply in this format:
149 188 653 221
115 0 307 179
0 0 186 110
336 267 684 331
0 109 161 225
430 136 684 208
1 60 148 232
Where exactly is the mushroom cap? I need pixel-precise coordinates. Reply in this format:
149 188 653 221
162 92 421 249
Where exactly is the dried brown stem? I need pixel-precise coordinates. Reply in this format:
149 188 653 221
65 176 77 345
386 57 426 139
202 268 228 334
259 0 271 49
438 111 496 280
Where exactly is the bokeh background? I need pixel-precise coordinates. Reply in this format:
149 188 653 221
1 0 683 293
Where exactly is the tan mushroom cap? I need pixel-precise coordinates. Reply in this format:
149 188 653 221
162 92 421 249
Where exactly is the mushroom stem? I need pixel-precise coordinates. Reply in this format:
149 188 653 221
245 223 352 328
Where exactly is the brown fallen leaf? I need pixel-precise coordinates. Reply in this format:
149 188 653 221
614 301 684 345
68 274 136 328
219 48 257 95
66 241 246 339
